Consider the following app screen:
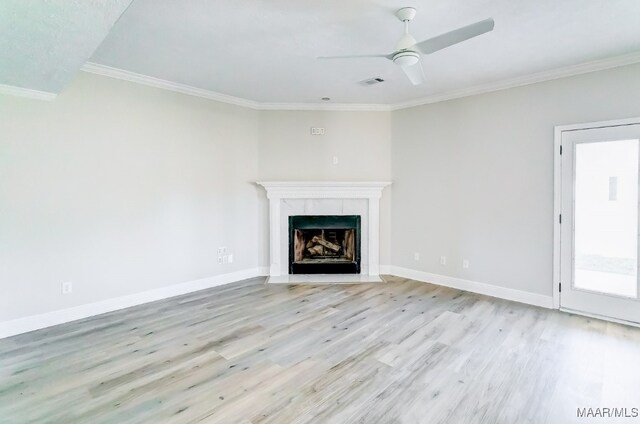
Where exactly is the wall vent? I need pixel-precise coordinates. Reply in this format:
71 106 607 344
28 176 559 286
359 77 385 86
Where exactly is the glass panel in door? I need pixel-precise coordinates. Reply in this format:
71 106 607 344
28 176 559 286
573 139 639 298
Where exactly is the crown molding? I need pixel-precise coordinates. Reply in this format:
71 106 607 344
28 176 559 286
81 62 262 109
0 83 56 101
389 51 640 110
81 62 390 111
258 102 391 112
81 52 640 112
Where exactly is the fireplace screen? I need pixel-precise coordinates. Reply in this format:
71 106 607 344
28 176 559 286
289 215 361 274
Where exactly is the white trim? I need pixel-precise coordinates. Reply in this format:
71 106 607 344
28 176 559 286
81 63 390 112
379 264 392 275
256 181 392 200
560 307 640 328
389 52 640 110
368 195 380 276
81 63 262 109
554 116 640 133
0 83 56 101
553 126 563 309
258 102 390 112
80 52 640 112
553 117 640 311
389 265 554 309
0 267 267 339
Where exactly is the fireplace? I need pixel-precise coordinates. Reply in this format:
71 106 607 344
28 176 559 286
258 181 390 281
289 215 361 274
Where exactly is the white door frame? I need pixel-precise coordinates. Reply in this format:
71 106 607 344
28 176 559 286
553 116 640 311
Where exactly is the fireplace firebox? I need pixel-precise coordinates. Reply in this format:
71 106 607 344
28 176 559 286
289 215 361 274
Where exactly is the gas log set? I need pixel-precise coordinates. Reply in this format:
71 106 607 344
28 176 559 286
305 234 346 258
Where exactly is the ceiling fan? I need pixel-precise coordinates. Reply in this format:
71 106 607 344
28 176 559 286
318 7 494 85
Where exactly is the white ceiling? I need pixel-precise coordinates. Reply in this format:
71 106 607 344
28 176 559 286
2 1 639 104
89 0 640 105
0 0 133 94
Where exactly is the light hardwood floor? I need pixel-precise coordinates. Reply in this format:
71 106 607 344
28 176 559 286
1 276 640 423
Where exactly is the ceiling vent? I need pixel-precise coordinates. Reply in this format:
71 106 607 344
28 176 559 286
359 77 385 86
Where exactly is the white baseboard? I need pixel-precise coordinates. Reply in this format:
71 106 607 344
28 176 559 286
0 267 266 339
388 266 554 309
0 265 552 339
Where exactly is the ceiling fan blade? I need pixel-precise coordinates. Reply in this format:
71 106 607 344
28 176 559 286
318 54 393 60
400 60 425 85
414 18 494 55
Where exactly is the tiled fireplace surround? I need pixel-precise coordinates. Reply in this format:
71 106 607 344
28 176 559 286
257 182 391 283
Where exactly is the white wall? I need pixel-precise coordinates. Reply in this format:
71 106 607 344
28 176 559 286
391 63 640 296
257 110 392 266
3 61 639 325
0 72 261 322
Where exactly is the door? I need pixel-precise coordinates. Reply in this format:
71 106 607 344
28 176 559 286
560 123 640 324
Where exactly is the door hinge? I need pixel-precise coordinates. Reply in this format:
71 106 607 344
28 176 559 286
559 214 562 224
559 282 562 293
560 145 563 155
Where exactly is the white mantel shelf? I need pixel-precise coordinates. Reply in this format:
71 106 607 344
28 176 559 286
257 181 391 282
257 181 391 199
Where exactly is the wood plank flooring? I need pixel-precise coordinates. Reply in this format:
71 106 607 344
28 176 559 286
1 276 640 423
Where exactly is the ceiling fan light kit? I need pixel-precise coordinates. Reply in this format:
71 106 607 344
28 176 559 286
393 51 419 67
318 6 495 86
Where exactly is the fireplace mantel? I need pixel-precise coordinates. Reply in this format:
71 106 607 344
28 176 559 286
258 181 392 199
257 181 391 282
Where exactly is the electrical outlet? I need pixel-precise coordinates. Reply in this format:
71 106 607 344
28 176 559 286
463 259 470 269
61 281 73 294
223 255 228 264
311 127 325 135
440 256 447 265
217 247 224 255
217 256 223 264
413 252 420 261
228 254 234 263
222 247 227 254
332 156 339 165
